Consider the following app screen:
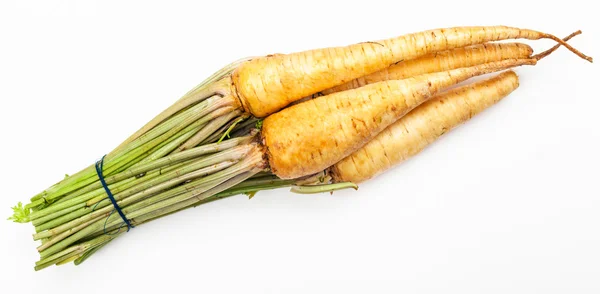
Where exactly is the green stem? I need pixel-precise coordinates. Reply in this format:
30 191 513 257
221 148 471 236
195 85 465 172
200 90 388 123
88 145 254 207
30 113 246 222
109 57 250 154
202 116 252 144
133 170 259 224
111 136 253 184
174 110 243 153
36 214 106 252
179 57 251 102
34 146 250 240
27 57 249 207
29 96 235 208
135 126 199 164
68 170 258 267
74 241 108 266
217 116 246 143
32 200 93 227
111 96 218 159
35 159 207 234
38 147 263 258
35 233 120 270
63 173 293 266
290 182 359 194
48 135 253 213
33 160 190 231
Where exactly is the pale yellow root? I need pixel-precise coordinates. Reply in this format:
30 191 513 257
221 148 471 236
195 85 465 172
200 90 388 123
111 30 585 156
330 70 520 184
321 42 532 95
317 31 580 97
262 59 534 179
234 27 591 118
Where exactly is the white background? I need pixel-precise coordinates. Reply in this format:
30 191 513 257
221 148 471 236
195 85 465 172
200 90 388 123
1 0 598 293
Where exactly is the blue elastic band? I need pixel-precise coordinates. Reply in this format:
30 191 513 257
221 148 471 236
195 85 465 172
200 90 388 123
95 155 134 232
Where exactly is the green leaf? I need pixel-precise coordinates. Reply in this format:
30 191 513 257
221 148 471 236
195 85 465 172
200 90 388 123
245 191 258 199
255 120 263 130
7 202 31 223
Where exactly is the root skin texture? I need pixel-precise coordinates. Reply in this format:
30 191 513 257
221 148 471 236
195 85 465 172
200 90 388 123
262 59 533 179
330 70 520 183
322 42 532 95
233 26 590 118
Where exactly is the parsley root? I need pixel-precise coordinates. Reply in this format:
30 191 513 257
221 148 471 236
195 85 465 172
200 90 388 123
330 70 520 183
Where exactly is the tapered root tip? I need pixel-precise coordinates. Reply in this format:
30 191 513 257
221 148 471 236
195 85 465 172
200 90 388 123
533 30 589 61
548 31 594 63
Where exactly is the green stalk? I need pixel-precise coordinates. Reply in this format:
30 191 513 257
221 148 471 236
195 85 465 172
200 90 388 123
223 175 293 189
66 174 302 266
34 148 248 240
35 206 95 232
33 160 191 231
110 95 231 162
30 109 242 221
227 118 259 140
217 116 247 143
36 135 253 223
133 170 259 224
32 200 95 227
99 106 238 180
35 233 120 270
110 97 214 158
74 241 108 266
26 164 96 208
90 155 263 249
36 214 106 252
34 158 199 231
109 57 251 154
203 116 251 144
27 57 249 206
109 136 254 184
86 145 254 207
50 135 252 211
233 117 260 133
55 255 81 266
31 158 171 222
70 170 258 267
114 159 251 216
63 172 342 267
115 156 263 225
38 148 263 258
135 126 200 163
29 140 146 206
28 96 235 207
179 57 251 102
36 232 117 266
290 182 358 194
173 110 243 153
27 140 157 209
35 251 81 271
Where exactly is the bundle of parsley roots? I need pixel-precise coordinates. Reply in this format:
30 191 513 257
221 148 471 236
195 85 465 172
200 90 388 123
9 25 592 271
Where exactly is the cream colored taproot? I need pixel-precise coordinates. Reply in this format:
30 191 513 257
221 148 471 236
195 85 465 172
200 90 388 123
321 42 532 95
261 59 533 179
119 26 590 152
330 70 520 183
233 26 590 117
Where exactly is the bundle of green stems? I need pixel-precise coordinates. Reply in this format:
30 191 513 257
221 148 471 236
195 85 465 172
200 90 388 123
10 59 344 271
